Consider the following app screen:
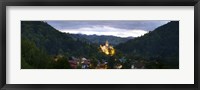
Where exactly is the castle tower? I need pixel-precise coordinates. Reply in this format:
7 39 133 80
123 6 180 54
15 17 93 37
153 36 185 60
105 40 109 47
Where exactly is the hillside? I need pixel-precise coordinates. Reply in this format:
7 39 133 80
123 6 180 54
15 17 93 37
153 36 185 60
115 21 179 68
21 21 102 69
21 21 179 69
21 21 99 57
70 34 133 46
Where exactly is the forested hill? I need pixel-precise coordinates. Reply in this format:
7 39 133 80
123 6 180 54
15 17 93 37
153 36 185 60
21 21 99 57
21 21 179 69
70 34 133 46
115 21 179 68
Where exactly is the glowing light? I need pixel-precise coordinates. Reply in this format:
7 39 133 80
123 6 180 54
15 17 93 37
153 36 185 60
100 40 115 56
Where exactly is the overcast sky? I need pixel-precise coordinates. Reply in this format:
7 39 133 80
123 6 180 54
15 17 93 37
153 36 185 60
46 20 170 38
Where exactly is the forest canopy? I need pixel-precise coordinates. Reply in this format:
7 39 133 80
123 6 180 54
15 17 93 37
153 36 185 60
21 21 179 69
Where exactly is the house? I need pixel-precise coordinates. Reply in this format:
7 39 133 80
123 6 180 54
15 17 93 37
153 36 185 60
68 60 78 69
114 64 123 69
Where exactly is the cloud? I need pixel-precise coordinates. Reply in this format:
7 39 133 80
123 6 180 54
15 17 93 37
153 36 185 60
47 21 170 31
59 25 148 38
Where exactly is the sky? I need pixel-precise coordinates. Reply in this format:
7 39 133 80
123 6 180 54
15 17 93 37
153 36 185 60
46 20 170 38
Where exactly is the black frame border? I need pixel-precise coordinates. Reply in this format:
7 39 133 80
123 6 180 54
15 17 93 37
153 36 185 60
0 0 199 90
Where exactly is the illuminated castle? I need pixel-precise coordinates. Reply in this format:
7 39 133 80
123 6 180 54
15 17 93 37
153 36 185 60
100 40 115 56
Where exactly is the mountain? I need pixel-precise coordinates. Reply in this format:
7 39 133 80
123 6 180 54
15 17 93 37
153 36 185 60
21 21 99 57
115 21 179 68
70 34 134 46
21 21 103 69
21 21 179 69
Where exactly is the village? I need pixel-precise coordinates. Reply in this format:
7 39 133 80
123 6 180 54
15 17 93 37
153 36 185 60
53 41 146 69
67 56 145 69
